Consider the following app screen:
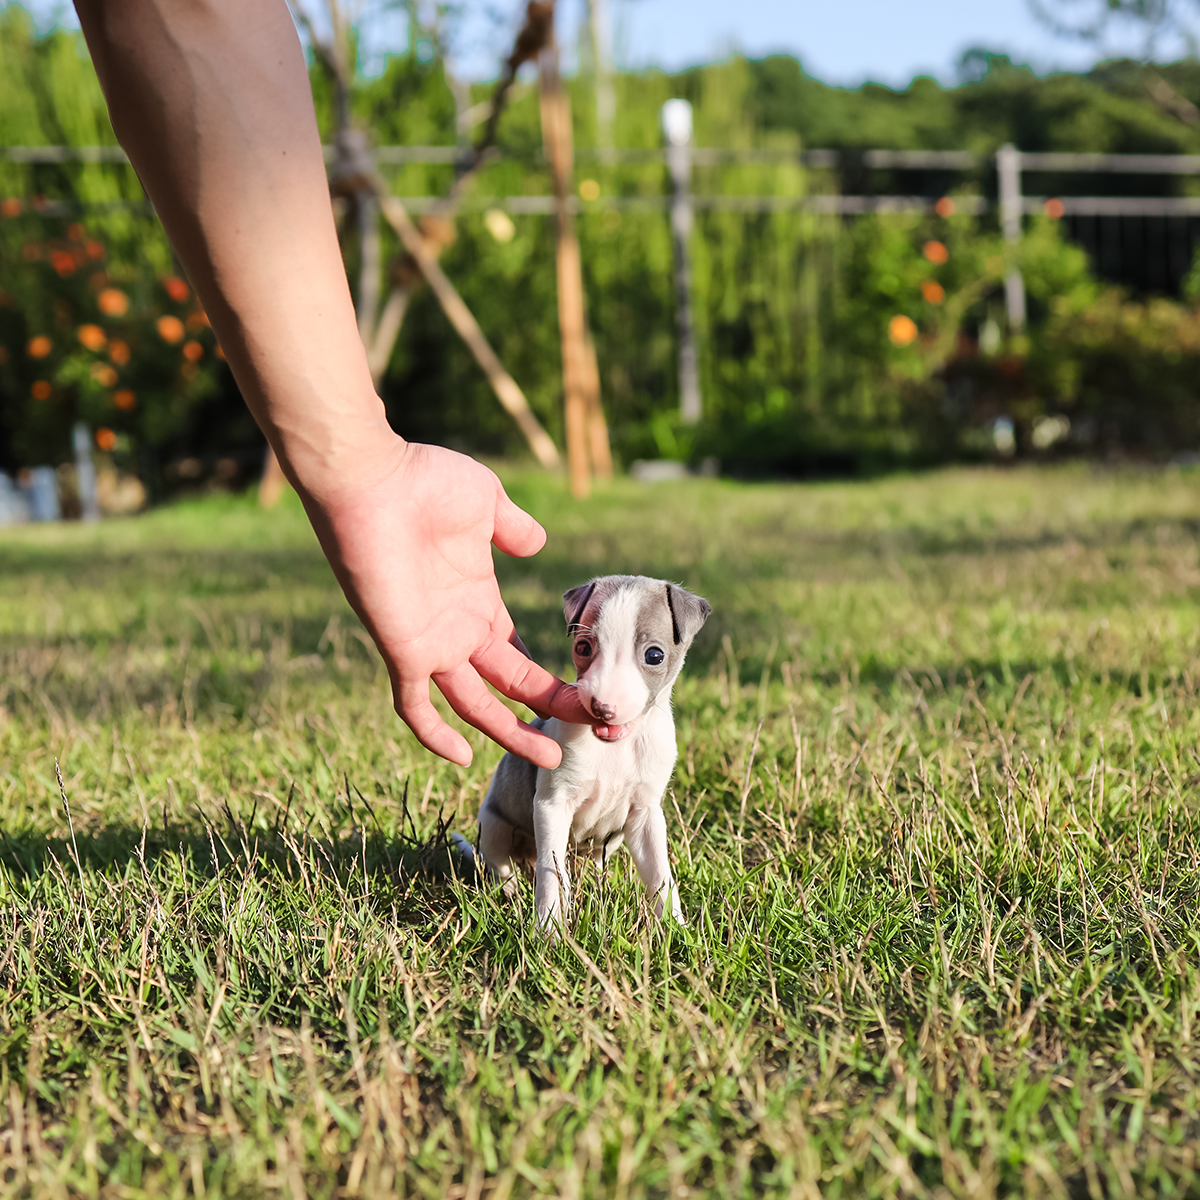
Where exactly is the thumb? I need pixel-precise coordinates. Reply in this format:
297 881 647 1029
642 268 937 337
492 485 546 559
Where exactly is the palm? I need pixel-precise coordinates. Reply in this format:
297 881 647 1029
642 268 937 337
303 439 587 767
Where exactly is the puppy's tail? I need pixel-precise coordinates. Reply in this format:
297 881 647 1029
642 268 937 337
449 831 478 877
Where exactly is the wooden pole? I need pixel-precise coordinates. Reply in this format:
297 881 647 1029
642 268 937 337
259 444 287 509
355 191 381 342
583 329 613 478
540 41 607 498
374 183 561 470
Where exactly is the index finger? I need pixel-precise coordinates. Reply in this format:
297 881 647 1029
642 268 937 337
472 636 594 726
434 663 564 769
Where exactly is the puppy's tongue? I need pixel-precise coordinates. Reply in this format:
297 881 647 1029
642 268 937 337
592 722 632 742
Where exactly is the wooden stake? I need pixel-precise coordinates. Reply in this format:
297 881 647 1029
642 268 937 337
540 41 609 498
583 329 613 478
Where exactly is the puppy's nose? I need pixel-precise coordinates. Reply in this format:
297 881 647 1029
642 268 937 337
590 699 616 722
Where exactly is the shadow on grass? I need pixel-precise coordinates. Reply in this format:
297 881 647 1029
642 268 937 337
0 545 334 594
0 784 474 896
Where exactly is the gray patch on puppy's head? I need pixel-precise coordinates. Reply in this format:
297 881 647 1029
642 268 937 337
632 579 711 701
562 575 712 704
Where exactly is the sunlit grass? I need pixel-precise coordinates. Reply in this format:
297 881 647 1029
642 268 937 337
3 463 1200 1196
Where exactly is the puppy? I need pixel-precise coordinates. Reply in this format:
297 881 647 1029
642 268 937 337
460 575 710 932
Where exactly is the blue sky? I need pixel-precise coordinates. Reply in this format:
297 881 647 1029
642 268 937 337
25 0 1187 86
449 0 1183 84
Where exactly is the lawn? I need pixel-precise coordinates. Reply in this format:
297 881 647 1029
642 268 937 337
3 463 1200 1198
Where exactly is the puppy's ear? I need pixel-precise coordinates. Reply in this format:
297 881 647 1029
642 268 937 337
562 580 597 631
665 584 712 645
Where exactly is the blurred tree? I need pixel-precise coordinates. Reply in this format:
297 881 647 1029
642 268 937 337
1031 0 1200 126
0 6 229 484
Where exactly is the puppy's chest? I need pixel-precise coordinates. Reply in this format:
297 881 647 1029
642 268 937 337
552 734 674 842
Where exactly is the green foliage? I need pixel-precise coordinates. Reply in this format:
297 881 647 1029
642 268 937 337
357 47 1200 470
5 467 1200 1193
8 5 1200 474
1033 290 1200 450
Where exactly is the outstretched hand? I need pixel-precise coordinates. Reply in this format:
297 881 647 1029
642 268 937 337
300 437 590 768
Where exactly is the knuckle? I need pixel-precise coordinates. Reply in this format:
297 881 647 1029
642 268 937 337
399 700 437 734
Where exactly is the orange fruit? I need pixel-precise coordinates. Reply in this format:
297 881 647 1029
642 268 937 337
1044 198 1065 219
182 340 204 362
85 240 105 260
935 197 955 218
50 249 77 277
923 240 949 265
163 276 190 302
78 324 107 351
888 315 918 346
31 380 52 400
921 280 946 304
114 390 136 410
90 363 118 387
156 315 185 344
27 335 52 359
0 198 20 218
95 427 118 450
98 288 129 317
109 339 132 366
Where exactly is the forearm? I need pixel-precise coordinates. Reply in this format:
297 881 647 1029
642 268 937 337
73 0 391 501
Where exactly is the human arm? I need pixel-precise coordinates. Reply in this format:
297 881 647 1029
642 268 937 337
72 0 588 767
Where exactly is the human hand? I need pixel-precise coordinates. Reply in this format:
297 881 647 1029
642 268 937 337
69 0 582 768
299 436 590 768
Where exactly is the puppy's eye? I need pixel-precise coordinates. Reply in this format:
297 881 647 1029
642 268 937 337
644 646 665 666
574 640 592 657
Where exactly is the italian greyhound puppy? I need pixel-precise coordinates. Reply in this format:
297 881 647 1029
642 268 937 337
457 575 711 933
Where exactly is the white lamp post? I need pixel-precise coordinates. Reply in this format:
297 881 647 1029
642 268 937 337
662 99 701 424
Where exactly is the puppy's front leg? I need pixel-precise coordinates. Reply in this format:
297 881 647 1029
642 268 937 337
624 804 685 925
533 796 573 934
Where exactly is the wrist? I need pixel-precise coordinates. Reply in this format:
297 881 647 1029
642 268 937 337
266 397 407 506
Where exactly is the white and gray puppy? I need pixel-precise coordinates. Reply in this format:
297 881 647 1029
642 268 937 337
459 574 710 932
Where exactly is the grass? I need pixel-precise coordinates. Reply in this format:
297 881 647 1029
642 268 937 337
3 462 1200 1197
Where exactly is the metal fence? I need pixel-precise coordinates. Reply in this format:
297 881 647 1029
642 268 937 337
6 142 1200 298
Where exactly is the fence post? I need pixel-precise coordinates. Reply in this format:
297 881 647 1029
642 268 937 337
997 143 1026 332
73 422 99 522
663 99 702 425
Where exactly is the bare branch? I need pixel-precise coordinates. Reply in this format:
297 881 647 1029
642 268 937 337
1146 68 1200 126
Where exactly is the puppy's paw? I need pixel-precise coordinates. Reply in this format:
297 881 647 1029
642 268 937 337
535 907 564 945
